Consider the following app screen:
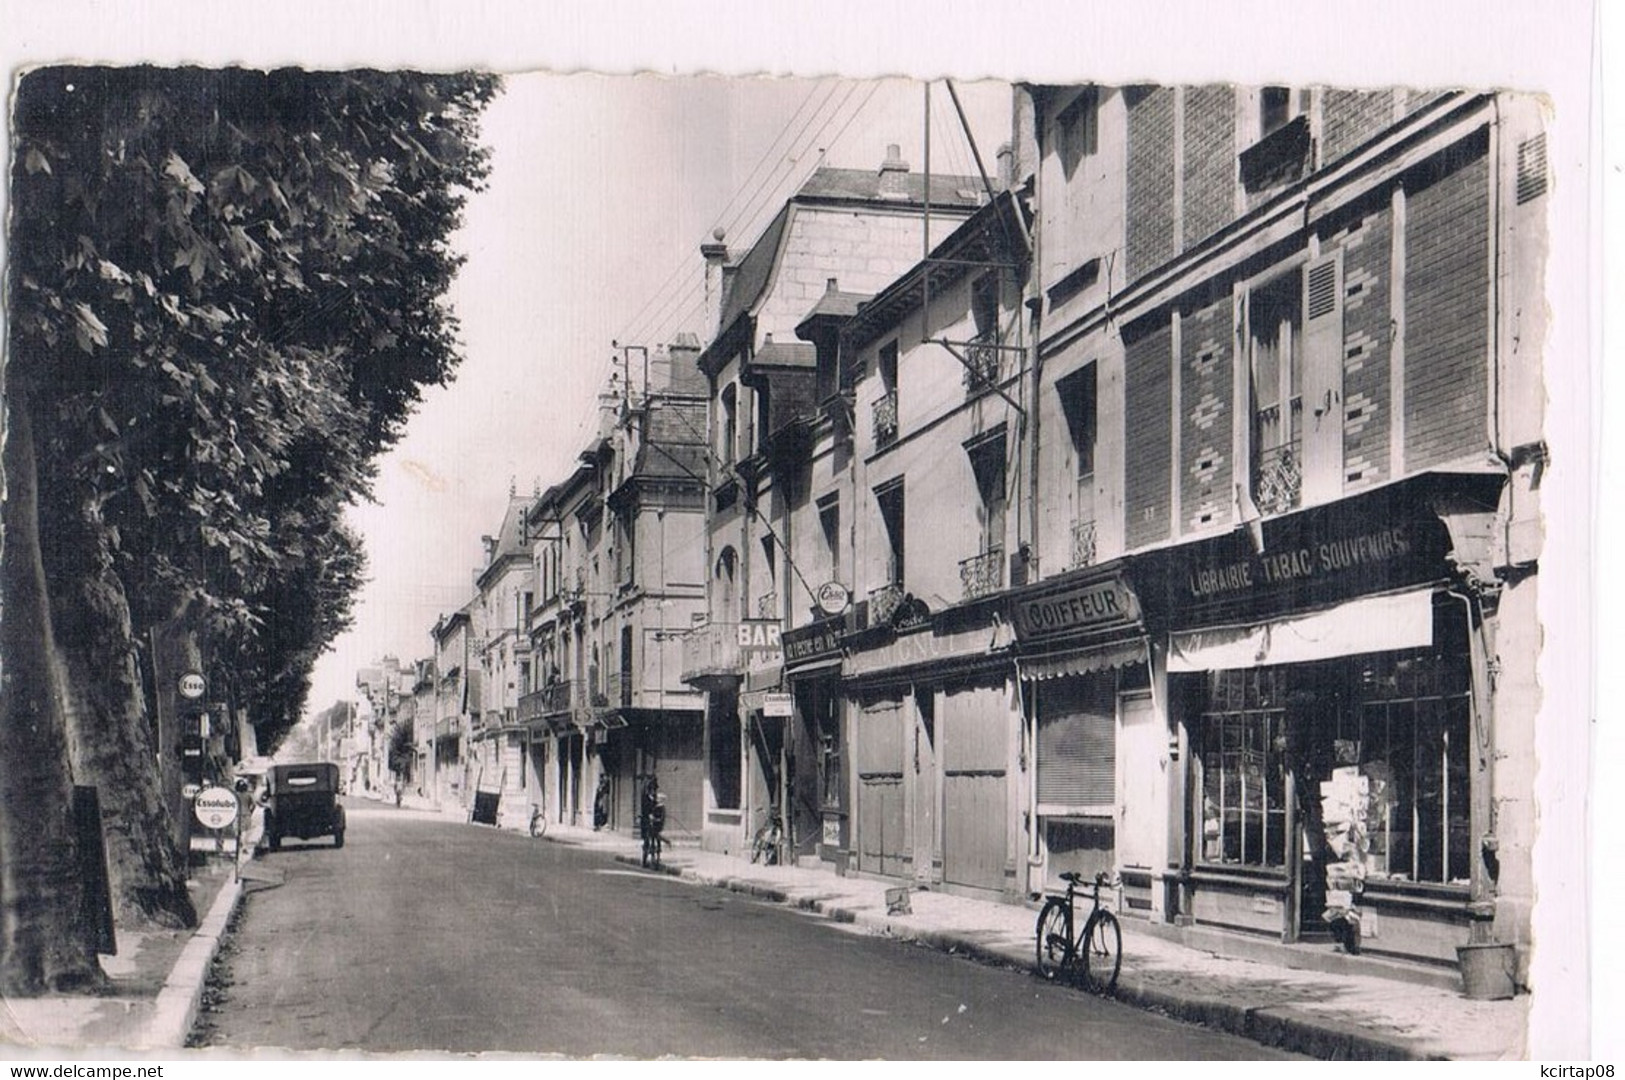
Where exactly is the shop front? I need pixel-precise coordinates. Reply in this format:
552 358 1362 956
841 608 1019 900
783 617 847 868
1007 567 1153 911
1135 472 1507 967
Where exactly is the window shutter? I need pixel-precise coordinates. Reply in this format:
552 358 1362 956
1300 250 1344 505
1516 133 1548 205
1036 675 1116 808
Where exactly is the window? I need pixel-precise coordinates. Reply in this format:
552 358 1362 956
966 275 1003 388
875 479 906 587
1260 86 1294 137
1341 652 1472 886
1249 272 1304 515
720 383 738 466
873 341 899 447
963 429 1007 599
818 493 841 580
756 381 772 450
1057 87 1099 179
1199 668 1289 869
1057 364 1098 567
759 534 778 617
715 546 738 619
614 513 634 587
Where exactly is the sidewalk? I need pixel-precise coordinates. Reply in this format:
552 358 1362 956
539 819 1529 1061
0 803 1529 1059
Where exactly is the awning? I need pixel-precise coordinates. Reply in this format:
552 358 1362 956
1018 639 1148 681
1166 588 1435 673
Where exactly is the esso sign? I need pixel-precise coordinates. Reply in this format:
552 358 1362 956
193 786 238 830
178 672 207 700
814 581 851 617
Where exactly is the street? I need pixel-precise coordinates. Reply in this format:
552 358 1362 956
191 800 1299 1059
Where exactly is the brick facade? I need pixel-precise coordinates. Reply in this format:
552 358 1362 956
1182 86 1236 251
1124 317 1173 549
1403 132 1490 470
1125 87 1177 282
1323 89 1397 164
1178 292 1233 532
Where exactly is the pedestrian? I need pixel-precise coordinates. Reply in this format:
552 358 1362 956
593 773 610 831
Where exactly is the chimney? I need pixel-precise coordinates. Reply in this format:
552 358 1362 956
668 331 707 396
878 142 910 200
701 227 730 339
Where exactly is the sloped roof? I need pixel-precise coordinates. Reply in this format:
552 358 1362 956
634 442 708 483
795 167 984 207
751 340 817 369
795 287 873 340
715 167 985 348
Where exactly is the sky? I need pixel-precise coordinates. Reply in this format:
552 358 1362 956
0 0 1608 1058
307 73 1015 712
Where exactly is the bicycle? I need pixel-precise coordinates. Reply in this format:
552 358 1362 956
1035 870 1122 992
749 810 783 866
528 803 547 839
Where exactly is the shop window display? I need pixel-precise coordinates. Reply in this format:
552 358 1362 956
1199 668 1289 868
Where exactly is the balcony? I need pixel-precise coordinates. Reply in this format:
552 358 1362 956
959 546 1004 601
962 336 1002 390
518 679 576 722
1253 440 1302 517
872 391 898 448
868 583 905 627
1070 519 1097 570
679 621 741 686
756 592 779 619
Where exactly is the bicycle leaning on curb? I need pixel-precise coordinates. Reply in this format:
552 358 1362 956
1035 870 1122 992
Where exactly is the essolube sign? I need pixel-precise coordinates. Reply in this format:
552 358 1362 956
193 786 238 830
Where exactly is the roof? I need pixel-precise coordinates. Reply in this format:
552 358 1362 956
794 167 984 207
711 166 986 362
795 288 872 340
840 189 1029 351
750 340 816 370
633 442 708 483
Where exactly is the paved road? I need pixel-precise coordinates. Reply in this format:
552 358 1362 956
193 801 1299 1058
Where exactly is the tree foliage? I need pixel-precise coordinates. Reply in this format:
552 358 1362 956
3 66 496 988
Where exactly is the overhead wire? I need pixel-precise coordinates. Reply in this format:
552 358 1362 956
621 79 854 348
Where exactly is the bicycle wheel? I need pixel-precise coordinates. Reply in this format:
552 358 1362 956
1035 900 1073 980
1081 909 1121 992
530 812 546 839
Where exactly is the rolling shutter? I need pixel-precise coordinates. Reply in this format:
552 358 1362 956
1035 673 1116 810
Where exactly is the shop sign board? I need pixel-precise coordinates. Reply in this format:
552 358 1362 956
783 617 844 669
762 692 793 717
1155 482 1456 628
738 619 784 676
178 671 207 700
1010 574 1140 641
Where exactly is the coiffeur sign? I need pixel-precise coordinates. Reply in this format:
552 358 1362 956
1010 573 1140 641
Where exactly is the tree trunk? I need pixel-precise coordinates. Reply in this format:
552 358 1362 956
0 386 105 994
50 524 196 929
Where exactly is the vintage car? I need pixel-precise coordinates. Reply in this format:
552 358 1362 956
262 762 346 850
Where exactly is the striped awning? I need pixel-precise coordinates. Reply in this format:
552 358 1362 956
1017 638 1148 681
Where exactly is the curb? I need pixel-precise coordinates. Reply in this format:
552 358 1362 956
142 867 246 1049
627 852 1430 1061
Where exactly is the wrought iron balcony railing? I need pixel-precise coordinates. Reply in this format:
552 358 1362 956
1071 519 1097 570
962 336 1001 390
517 679 575 720
959 546 1004 600
872 390 898 448
1253 440 1302 517
868 582 905 627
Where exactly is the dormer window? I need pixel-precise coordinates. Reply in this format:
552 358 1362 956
1240 87 1313 193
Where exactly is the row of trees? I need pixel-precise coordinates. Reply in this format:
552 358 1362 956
1 67 497 993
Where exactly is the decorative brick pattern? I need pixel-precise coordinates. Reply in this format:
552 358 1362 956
1126 87 1177 282
1180 297 1233 533
1183 86 1237 251
1403 133 1490 471
1125 317 1174 550
1323 90 1398 165
1329 206 1392 489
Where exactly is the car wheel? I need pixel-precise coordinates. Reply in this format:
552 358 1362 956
334 830 344 849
